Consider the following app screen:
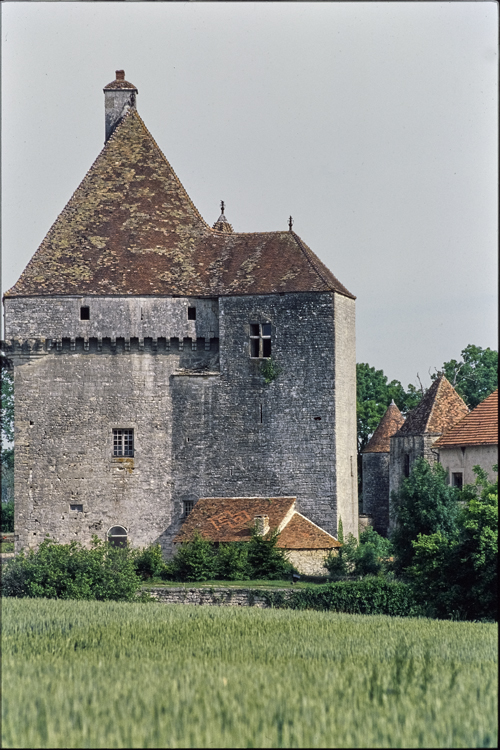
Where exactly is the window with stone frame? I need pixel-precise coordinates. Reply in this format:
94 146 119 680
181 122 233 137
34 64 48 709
451 471 464 490
113 428 134 457
184 500 195 517
249 322 271 358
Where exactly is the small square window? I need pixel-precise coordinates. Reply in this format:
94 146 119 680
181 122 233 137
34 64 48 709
184 500 195 517
70 504 83 512
451 472 463 489
249 322 272 358
188 307 196 320
80 306 90 320
113 429 134 457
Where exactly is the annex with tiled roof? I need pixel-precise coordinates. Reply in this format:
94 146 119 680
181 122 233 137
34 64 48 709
174 497 340 549
5 109 354 301
433 389 498 448
394 375 468 437
362 401 405 453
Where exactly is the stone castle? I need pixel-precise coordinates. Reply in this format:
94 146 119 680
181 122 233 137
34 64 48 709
3 71 358 556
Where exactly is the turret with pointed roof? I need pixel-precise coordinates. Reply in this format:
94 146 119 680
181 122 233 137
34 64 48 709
388 375 469 527
361 401 405 536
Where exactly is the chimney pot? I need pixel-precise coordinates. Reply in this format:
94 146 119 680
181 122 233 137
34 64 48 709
254 515 270 537
116 70 125 80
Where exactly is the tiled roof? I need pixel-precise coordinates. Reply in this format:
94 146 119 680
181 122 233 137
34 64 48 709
5 110 354 300
173 497 340 549
276 512 340 549
433 389 498 447
362 401 405 453
212 211 234 234
174 497 296 544
395 375 469 436
103 71 137 90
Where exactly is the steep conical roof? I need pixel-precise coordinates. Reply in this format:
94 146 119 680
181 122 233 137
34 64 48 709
433 389 498 447
362 401 405 453
395 375 469 436
5 109 355 300
213 203 233 234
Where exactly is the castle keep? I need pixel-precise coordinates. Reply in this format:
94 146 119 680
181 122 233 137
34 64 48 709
3 71 357 556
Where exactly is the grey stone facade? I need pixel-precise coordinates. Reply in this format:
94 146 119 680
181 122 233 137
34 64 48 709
389 433 438 528
362 452 390 536
5 290 358 557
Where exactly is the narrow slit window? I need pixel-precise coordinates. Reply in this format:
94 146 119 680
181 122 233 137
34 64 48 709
113 429 134 457
80 306 90 320
188 307 196 320
404 453 410 478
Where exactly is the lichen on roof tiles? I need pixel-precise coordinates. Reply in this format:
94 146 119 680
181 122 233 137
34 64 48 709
433 389 498 447
5 110 355 301
395 375 469 436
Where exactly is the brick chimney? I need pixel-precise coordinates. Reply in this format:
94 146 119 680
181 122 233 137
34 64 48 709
103 70 138 142
254 515 270 536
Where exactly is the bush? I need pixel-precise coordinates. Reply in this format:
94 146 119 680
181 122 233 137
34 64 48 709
246 526 294 580
1 499 14 533
215 543 251 580
1 537 141 601
409 465 498 621
262 577 422 617
133 543 166 580
325 527 393 579
162 534 217 582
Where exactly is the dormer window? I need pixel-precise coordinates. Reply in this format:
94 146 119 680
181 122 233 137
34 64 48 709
80 306 90 320
250 323 271 358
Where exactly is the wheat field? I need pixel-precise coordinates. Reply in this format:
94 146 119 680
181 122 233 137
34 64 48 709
2 597 497 748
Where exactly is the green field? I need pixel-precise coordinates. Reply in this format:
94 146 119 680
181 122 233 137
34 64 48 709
2 598 497 748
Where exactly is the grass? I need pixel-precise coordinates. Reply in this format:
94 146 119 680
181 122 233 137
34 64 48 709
2 597 497 748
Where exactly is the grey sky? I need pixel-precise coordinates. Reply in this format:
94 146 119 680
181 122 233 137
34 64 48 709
2 2 497 388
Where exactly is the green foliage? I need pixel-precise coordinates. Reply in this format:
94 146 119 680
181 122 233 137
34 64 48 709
325 527 393 579
1 369 14 445
162 533 217 582
163 528 293 582
356 363 422 455
390 458 459 574
260 357 282 385
3 598 497 748
433 344 498 409
133 543 166 580
246 526 294 579
1 498 15 533
1 537 141 601
409 466 498 621
215 542 251 580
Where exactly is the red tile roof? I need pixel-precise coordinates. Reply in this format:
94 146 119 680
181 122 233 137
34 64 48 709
174 497 296 544
5 110 354 301
362 401 405 453
433 389 498 447
276 513 340 549
173 497 340 549
395 375 468 436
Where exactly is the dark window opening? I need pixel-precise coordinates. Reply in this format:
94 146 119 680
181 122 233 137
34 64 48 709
452 472 463 490
113 429 134 457
70 504 83 512
108 526 128 548
188 307 196 320
184 500 195 517
250 322 272 358
260 404 263 423
314 416 322 421
404 454 410 477
80 306 90 320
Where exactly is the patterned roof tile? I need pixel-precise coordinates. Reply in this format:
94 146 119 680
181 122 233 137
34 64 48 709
433 389 498 447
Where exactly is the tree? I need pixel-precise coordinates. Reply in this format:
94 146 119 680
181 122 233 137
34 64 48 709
409 466 497 620
433 344 497 409
390 458 459 575
1 370 14 511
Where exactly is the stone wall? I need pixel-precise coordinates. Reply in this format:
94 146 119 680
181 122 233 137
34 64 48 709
6 290 356 557
285 549 331 576
362 452 390 536
438 444 498 486
145 586 293 608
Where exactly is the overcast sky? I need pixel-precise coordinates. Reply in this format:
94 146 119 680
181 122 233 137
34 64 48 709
1 2 497 388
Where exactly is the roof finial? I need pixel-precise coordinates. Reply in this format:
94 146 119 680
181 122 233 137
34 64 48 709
288 216 293 231
221 200 225 214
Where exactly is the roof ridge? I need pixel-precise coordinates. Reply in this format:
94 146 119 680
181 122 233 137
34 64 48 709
132 110 211 232
290 231 333 292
